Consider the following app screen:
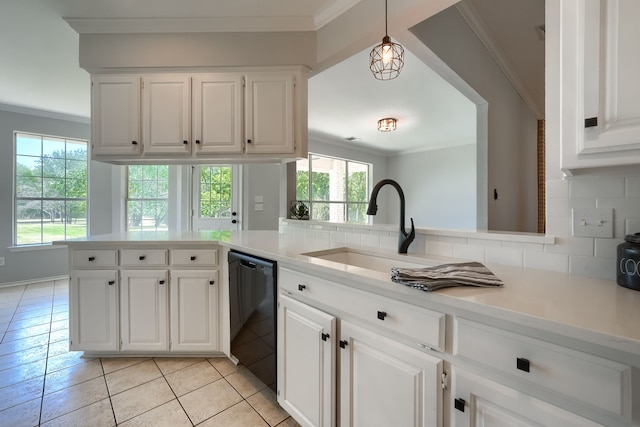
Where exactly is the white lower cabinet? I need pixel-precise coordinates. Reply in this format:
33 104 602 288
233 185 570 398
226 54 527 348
120 270 169 351
449 367 604 427
70 269 118 352
170 269 219 352
68 245 220 355
278 295 336 427
277 268 444 427
339 321 443 427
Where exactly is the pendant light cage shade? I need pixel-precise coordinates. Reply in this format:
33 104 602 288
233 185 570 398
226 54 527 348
370 35 405 80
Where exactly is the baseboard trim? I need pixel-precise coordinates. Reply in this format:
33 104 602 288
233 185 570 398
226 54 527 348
0 275 70 289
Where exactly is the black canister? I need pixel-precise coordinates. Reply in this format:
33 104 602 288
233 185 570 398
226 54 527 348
617 233 640 290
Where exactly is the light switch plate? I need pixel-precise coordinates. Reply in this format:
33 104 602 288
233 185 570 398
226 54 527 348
0 257 4 266
254 203 264 211
571 208 614 238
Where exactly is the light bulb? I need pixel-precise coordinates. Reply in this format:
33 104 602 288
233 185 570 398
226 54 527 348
382 44 393 64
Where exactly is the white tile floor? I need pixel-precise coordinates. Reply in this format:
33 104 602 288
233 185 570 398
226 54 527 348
0 279 300 426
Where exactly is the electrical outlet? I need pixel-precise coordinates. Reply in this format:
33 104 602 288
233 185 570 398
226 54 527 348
572 208 614 238
0 257 5 266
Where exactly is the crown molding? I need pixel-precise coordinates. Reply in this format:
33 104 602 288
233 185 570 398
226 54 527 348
455 0 542 119
308 129 393 157
314 0 361 29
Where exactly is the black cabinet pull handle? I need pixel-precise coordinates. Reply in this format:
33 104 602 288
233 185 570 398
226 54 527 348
159 280 165 285
454 398 466 412
195 140 201 144
321 333 330 341
517 357 530 373
88 256 95 261
377 311 387 321
132 141 138 145
190 256 197 261
339 340 348 349
183 140 188 144
139 255 145 261
209 280 215 285
247 139 252 144
585 117 598 128
298 284 306 291
107 280 115 286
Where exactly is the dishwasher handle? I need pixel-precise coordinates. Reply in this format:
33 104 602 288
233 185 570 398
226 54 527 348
240 259 257 270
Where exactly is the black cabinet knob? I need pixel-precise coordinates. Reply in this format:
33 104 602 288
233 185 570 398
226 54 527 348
298 284 306 291
159 280 165 285
209 280 215 285
339 340 348 349
183 140 188 144
132 141 138 145
195 140 201 144
377 311 387 321
454 398 466 412
232 219 237 224
107 280 115 286
190 256 197 261
88 256 95 261
232 211 237 216
517 357 530 373
139 255 145 261
321 333 330 341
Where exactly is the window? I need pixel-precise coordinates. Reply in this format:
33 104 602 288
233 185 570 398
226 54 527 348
14 132 88 245
126 165 169 232
296 154 370 224
199 166 232 219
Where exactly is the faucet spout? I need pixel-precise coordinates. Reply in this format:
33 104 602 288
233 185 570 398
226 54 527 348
366 179 415 254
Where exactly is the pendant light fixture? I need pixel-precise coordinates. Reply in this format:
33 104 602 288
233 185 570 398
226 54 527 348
377 118 397 132
370 0 404 80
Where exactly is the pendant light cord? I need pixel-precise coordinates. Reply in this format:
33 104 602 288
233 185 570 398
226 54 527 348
385 0 389 37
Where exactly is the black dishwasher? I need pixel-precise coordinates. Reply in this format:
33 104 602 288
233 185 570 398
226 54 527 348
228 250 277 391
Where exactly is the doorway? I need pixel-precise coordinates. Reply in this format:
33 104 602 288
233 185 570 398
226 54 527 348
191 165 241 231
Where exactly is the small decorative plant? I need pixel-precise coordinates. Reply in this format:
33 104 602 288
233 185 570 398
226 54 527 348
290 201 309 220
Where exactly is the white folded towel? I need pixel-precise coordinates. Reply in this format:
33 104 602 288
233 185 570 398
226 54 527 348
390 261 503 292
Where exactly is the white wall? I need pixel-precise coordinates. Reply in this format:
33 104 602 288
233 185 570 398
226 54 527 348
388 144 477 230
243 163 281 230
409 6 539 233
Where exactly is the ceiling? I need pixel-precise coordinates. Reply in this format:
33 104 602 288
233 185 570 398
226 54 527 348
0 0 544 154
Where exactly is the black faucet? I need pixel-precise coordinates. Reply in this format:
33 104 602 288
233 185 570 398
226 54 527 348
366 179 415 254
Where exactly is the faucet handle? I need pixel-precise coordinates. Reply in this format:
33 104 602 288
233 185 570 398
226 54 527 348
406 217 416 239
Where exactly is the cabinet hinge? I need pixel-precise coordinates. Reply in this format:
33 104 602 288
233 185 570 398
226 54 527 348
120 340 123 350
242 76 246 87
441 372 448 390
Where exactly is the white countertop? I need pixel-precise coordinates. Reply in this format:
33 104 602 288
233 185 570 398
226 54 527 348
58 230 640 360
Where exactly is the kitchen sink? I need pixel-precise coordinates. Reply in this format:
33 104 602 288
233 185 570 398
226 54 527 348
301 247 435 273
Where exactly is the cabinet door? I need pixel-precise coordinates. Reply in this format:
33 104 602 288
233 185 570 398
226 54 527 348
560 0 640 171
120 270 169 351
245 74 295 154
339 320 443 427
192 74 244 154
450 367 605 427
70 270 118 351
91 75 141 156
170 269 219 352
277 295 336 427
142 75 191 155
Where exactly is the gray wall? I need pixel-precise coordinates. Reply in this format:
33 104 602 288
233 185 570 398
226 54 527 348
388 144 477 230
410 6 539 233
243 163 281 231
0 107 100 285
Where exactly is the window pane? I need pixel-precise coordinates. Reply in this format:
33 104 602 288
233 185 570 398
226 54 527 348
296 158 309 201
126 165 169 232
14 133 88 245
16 199 42 245
348 203 368 224
311 202 330 221
199 166 232 218
347 162 369 203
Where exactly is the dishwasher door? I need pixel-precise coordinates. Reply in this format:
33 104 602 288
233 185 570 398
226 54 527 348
228 250 277 390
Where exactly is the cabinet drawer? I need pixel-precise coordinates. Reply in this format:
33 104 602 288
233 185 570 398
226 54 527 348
170 249 217 267
454 317 631 418
120 249 168 266
280 268 445 352
72 250 118 268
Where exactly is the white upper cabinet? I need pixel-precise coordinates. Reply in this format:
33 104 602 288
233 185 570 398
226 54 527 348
90 68 308 163
560 0 640 173
91 75 141 156
142 75 191 155
245 74 295 154
192 74 244 154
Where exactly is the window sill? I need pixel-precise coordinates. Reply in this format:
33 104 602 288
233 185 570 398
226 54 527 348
9 244 67 253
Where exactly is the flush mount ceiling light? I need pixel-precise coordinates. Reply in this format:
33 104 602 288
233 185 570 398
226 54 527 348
370 0 404 80
377 118 397 132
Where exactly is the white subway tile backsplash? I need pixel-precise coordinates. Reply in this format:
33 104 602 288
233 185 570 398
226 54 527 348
545 216 572 236
544 236 594 256
570 256 616 280
597 198 640 219
524 250 569 273
345 232 362 246
546 179 570 199
625 219 640 235
425 241 453 257
437 236 467 245
467 238 502 247
330 231 346 244
360 234 380 248
453 244 486 262
486 247 523 267
379 235 397 251
570 176 625 198
595 237 621 259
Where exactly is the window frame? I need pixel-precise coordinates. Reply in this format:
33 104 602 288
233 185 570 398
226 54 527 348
13 131 89 246
295 153 371 224
125 165 170 233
